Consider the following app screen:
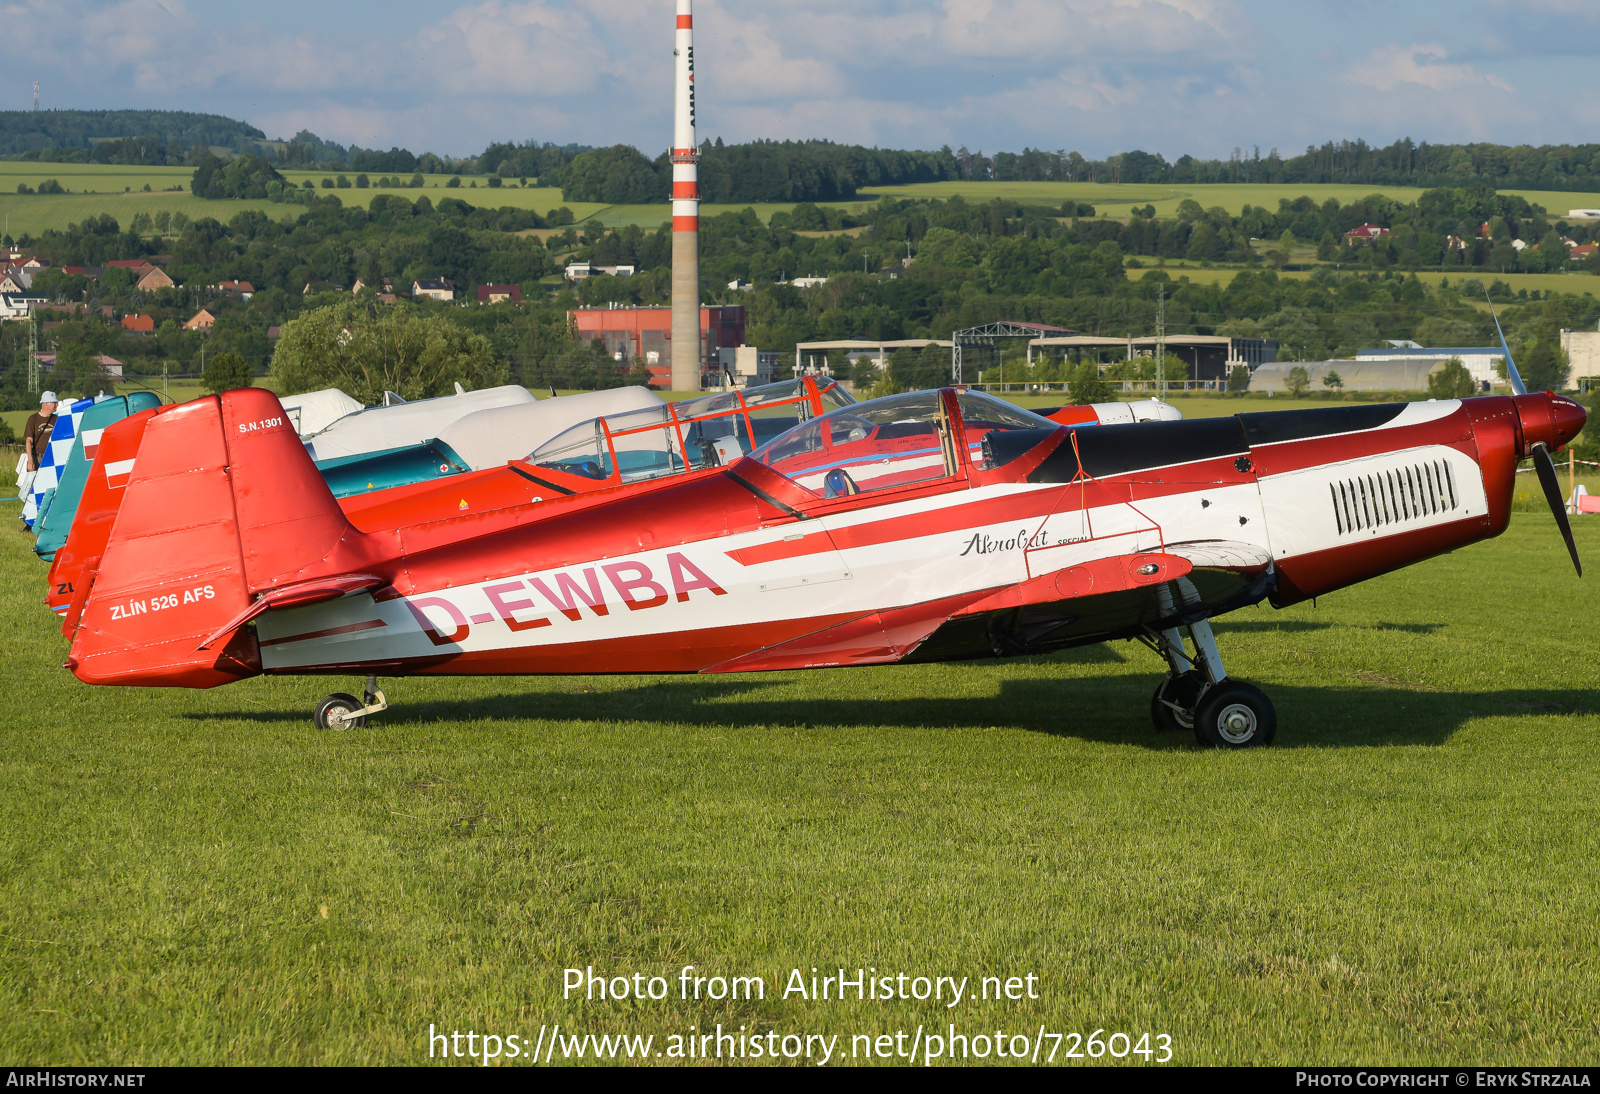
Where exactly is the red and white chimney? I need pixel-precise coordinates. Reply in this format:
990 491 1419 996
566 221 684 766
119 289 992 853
669 0 701 392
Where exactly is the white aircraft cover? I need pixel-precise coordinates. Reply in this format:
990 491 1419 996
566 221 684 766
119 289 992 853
1090 399 1184 425
304 385 537 461
279 388 364 438
438 386 666 470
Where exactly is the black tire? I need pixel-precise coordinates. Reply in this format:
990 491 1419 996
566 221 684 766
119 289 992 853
314 693 366 730
1193 681 1276 749
1150 670 1205 734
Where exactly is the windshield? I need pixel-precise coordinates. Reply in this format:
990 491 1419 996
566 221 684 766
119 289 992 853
752 390 958 497
528 376 854 484
956 391 1061 469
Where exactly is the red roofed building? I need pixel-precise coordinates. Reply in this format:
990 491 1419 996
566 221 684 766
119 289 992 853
477 284 523 304
121 313 155 333
569 305 746 388
1570 243 1598 262
1344 224 1391 245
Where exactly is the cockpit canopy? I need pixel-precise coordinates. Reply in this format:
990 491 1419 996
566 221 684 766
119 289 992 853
528 376 854 485
751 388 1060 498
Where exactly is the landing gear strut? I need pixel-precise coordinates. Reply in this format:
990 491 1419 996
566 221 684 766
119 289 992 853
1142 620 1276 748
313 675 389 730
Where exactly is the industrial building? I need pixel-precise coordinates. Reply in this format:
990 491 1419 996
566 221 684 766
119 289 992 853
569 304 746 388
1249 359 1445 393
1027 335 1279 384
718 345 786 386
1354 346 1505 388
1561 327 1600 387
793 339 954 377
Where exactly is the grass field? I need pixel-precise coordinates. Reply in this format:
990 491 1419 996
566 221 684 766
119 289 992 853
1134 264 1600 299
0 162 610 237
2 424 1600 1063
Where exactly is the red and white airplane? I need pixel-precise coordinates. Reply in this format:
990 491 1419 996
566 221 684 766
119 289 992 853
58 369 1583 748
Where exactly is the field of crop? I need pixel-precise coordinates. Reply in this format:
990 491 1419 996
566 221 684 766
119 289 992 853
1134 264 1600 300
5 159 1597 240
0 162 611 237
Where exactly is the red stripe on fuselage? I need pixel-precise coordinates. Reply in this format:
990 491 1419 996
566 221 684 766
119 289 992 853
259 618 387 648
1246 405 1476 478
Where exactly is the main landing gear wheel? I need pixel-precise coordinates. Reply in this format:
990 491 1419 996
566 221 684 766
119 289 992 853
1150 670 1205 734
314 693 366 731
1193 681 1277 749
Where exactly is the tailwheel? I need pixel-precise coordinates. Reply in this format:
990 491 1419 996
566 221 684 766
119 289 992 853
1150 670 1205 734
314 693 366 731
313 676 388 731
1193 681 1277 749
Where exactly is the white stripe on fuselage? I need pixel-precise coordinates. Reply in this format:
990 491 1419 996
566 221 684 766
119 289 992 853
255 439 1487 670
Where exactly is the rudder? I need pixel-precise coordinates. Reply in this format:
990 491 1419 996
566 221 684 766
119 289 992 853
68 389 369 688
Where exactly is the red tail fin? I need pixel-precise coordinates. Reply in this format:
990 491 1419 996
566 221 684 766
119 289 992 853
48 407 158 620
68 390 372 688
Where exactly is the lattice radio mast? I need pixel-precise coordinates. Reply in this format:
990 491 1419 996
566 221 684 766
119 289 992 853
33 81 40 111
1155 284 1167 399
27 313 40 393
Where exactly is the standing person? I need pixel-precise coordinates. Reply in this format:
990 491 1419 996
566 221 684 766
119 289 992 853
18 391 58 529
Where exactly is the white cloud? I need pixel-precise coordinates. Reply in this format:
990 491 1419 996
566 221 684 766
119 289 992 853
1343 43 1514 94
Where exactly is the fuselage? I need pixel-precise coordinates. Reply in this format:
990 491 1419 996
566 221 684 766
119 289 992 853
236 393 1569 680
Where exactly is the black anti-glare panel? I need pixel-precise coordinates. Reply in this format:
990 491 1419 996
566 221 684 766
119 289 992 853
1238 403 1406 445
1030 419 1250 482
982 427 1060 470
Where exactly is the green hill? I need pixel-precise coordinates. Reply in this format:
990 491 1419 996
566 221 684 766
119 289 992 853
0 110 267 157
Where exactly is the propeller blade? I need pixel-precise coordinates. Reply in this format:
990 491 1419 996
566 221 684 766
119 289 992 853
1485 290 1527 396
1531 442 1582 576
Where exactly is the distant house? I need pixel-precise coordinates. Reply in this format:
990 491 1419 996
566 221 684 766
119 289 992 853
184 308 218 331
135 266 175 291
303 280 346 295
60 266 105 280
36 353 125 381
1344 224 1390 245
105 259 153 275
0 293 48 321
790 276 829 288
1571 244 1599 262
476 284 522 304
0 273 26 294
266 325 282 341
412 278 455 301
352 277 394 296
121 313 156 333
215 279 255 299
563 263 635 281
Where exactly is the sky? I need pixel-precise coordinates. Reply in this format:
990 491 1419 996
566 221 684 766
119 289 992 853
4 0 1597 160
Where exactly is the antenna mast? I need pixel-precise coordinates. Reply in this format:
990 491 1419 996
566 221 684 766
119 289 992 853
33 81 40 111
1155 285 1167 399
27 312 39 394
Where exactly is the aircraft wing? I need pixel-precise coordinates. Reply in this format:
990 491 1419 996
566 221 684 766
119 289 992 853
701 541 1275 672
